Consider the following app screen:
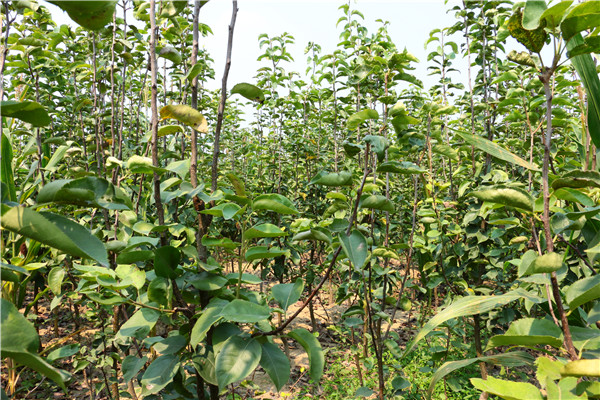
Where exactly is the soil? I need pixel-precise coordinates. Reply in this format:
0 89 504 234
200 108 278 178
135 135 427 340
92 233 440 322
1 280 414 400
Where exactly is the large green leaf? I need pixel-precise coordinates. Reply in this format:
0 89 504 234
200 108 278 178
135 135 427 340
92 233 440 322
220 299 270 323
363 135 388 162
215 336 262 389
154 246 180 279
309 171 353 186
115 307 161 342
403 290 530 357
565 274 600 310
287 328 324 382
552 170 600 190
432 143 459 162
521 0 547 30
259 342 290 391
470 376 544 400
1 134 16 202
561 2 600 42
360 194 394 212
231 83 265 103
560 359 600 377
37 177 132 210
48 1 117 31
0 100 50 127
244 223 287 240
427 352 534 400
271 278 304 312
244 246 289 262
190 299 228 347
376 160 426 175
126 155 167 175
340 230 368 270
140 355 179 395
539 1 573 30
122 355 148 383
0 205 108 267
454 129 539 171
158 46 182 64
469 185 533 212
347 109 378 130
1 299 70 391
568 34 600 149
160 104 208 133
485 318 563 351
252 194 298 215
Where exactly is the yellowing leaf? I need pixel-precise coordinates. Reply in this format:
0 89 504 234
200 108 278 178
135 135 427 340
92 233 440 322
160 105 208 133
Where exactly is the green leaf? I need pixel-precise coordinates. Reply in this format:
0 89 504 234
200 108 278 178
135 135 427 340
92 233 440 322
554 187 594 206
340 229 368 270
201 235 240 250
115 307 160 342
190 299 228 346
272 278 304 312
152 335 187 355
122 355 148 382
126 155 167 175
259 342 290 391
309 170 353 186
291 228 332 244
535 356 563 387
470 376 543 400
141 355 179 395
1 134 16 203
560 359 600 377
160 104 208 133
244 223 287 241
552 170 600 190
567 36 600 149
0 100 50 127
215 336 262 389
186 63 203 82
190 271 228 291
148 277 171 307
220 299 270 323
157 124 183 137
561 1 600 42
469 185 533 212
403 291 529 357
48 267 65 296
565 274 600 310
360 194 394 212
526 252 563 275
432 143 459 162
116 250 154 264
485 318 563 351
376 160 426 174
38 177 132 210
363 135 388 162
347 109 378 130
522 0 547 30
343 142 363 157
288 328 324 382
192 349 218 386
0 205 108 267
427 352 534 400
158 46 182 64
48 1 117 30
245 246 289 262
508 8 547 53
231 83 265 103
46 344 80 363
154 246 180 279
252 194 299 215
539 1 573 29
0 299 69 390
455 129 539 170
507 50 538 67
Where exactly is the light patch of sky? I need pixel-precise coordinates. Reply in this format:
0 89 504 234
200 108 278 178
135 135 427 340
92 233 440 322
201 0 466 93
